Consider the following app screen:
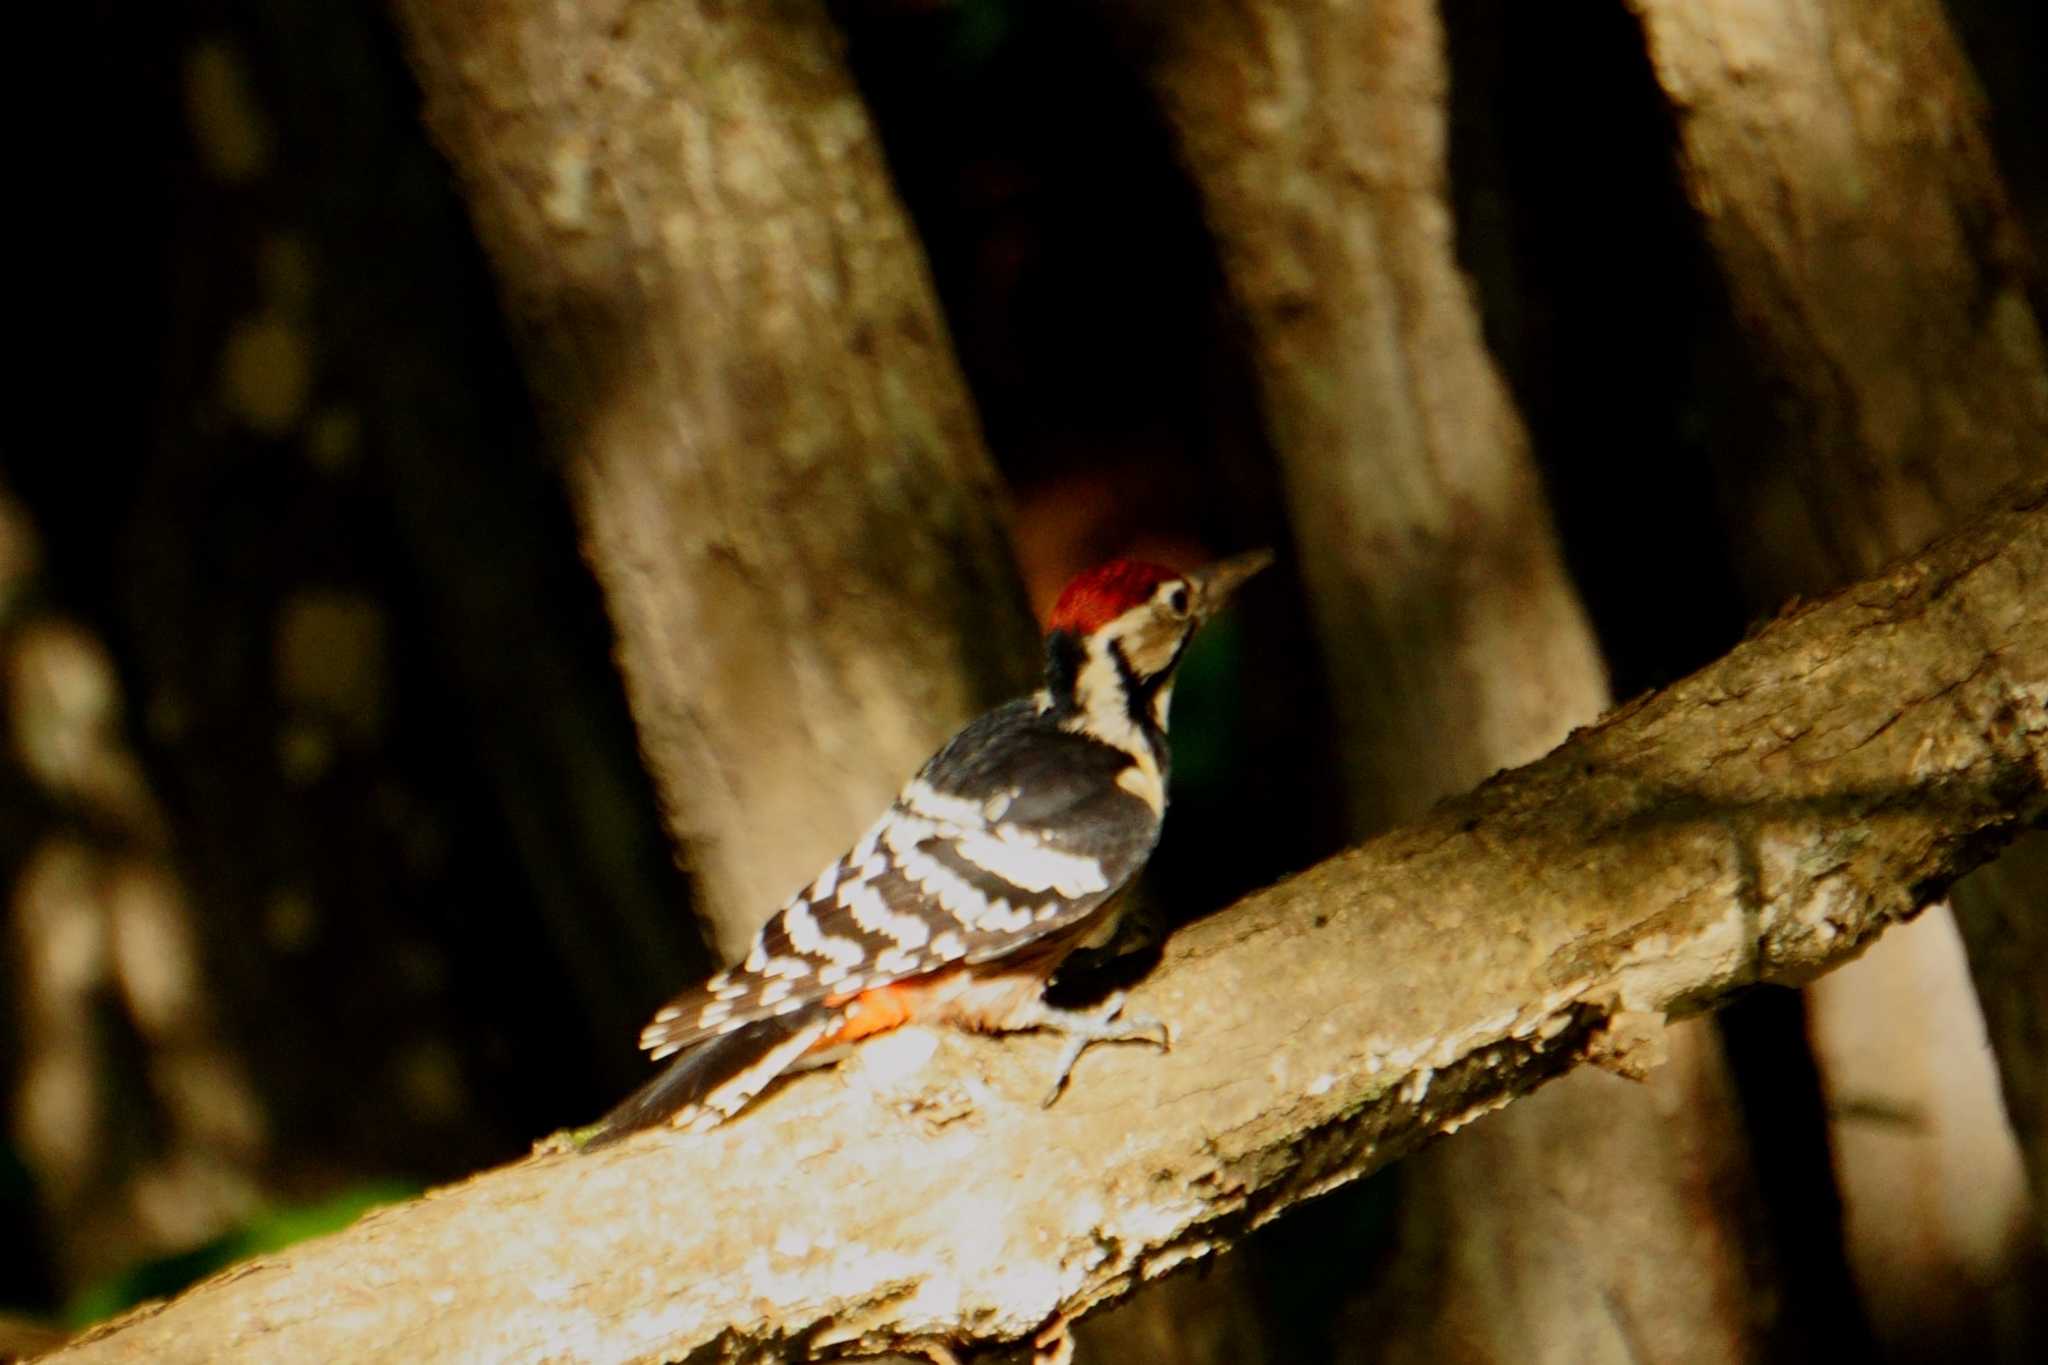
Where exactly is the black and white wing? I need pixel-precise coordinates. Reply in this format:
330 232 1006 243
639 700 1161 1059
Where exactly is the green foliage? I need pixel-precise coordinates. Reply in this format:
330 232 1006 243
937 0 1017 73
1167 612 1250 795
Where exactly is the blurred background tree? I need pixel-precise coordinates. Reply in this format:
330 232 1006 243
8 0 2047 1360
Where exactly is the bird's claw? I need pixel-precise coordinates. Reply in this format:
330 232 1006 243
1038 991 1173 1107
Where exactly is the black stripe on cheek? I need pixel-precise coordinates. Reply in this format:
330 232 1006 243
1044 630 1084 711
1108 636 1173 742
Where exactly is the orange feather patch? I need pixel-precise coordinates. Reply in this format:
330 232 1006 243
815 984 917 1048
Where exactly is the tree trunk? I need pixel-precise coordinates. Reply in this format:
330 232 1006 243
392 0 1037 958
1627 1 2048 1349
1953 837 2048 1231
1625 0 2048 597
1101 1 1764 1358
1346 1026 1762 1365
1106 0 1605 835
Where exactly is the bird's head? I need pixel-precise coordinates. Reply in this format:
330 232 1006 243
1044 550 1272 729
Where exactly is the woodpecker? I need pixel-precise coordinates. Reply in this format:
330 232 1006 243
587 550 1271 1143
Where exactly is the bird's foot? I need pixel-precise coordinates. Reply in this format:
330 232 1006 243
1034 991 1172 1107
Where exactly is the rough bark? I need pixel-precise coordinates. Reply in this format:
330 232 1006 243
1342 1025 1762 1365
47 481 2048 1365
1625 0 2048 597
1100 2 1760 1358
391 0 1037 957
1628 0 2048 1334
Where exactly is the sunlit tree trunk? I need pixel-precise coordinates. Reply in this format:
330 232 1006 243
393 0 1036 962
1628 0 2048 1352
1100 1 1766 1359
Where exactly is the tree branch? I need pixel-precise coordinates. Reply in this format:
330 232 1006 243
52 480 2048 1363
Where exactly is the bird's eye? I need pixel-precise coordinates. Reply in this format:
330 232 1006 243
1166 584 1191 616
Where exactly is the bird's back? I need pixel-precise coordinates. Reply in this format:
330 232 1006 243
640 696 1163 1060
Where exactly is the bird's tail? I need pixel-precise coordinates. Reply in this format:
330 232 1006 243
582 1005 833 1148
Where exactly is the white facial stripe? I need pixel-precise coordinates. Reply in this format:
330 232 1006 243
1106 596 1187 678
1065 628 1167 815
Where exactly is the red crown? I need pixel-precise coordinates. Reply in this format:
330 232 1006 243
1047 560 1183 635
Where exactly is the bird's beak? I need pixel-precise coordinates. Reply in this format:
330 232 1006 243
1187 549 1274 620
